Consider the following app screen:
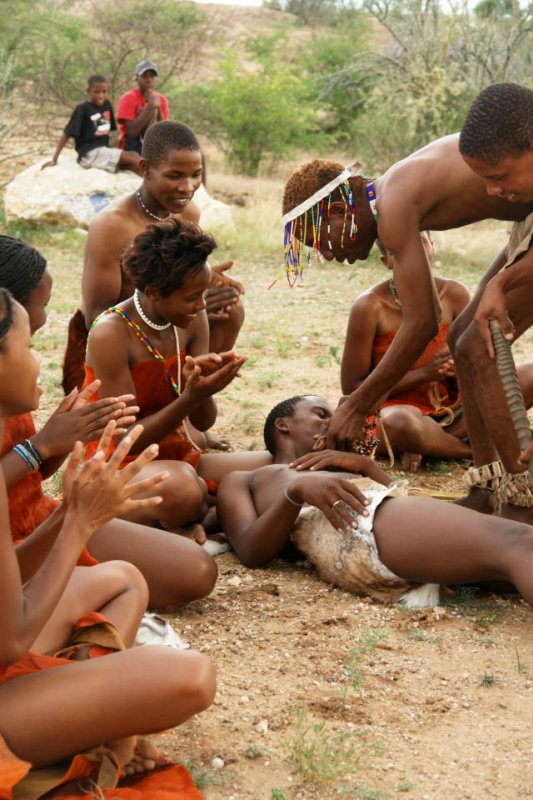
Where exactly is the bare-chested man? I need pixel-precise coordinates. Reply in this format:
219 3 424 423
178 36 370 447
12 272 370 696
62 120 244 406
281 83 533 512
217 395 533 610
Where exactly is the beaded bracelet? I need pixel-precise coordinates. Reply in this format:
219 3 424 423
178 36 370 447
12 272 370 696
22 439 43 468
284 487 304 508
13 443 39 471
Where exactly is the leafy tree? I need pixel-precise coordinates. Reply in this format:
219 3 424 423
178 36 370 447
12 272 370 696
316 0 533 169
189 41 328 175
0 0 210 111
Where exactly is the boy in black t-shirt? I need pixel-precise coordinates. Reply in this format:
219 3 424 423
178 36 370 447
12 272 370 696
43 75 142 175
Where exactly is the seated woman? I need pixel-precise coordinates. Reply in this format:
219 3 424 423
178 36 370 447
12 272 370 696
341 232 533 471
0 289 215 797
217 395 533 609
85 217 271 541
0 235 217 609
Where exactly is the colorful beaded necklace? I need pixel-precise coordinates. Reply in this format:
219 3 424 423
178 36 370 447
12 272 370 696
278 163 365 288
91 305 181 395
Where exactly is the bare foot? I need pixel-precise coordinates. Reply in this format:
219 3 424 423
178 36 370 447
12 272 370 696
454 486 497 515
122 737 160 776
180 522 207 544
202 505 220 536
400 451 422 473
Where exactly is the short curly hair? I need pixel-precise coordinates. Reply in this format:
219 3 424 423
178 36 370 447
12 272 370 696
123 218 216 296
263 395 310 455
459 83 533 163
282 159 345 215
142 120 200 166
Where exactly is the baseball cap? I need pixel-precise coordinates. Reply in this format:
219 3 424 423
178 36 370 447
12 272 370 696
135 59 158 77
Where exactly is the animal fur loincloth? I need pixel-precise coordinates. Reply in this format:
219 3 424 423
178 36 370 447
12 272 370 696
291 477 440 608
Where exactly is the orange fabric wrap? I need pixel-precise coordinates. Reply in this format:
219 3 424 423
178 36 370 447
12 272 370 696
2 414 98 567
1 414 59 541
83 356 201 468
372 323 459 416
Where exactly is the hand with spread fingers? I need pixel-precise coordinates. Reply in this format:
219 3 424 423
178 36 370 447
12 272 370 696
32 379 139 459
62 421 167 539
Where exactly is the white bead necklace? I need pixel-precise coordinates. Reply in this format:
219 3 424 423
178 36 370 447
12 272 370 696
136 190 169 222
133 289 171 331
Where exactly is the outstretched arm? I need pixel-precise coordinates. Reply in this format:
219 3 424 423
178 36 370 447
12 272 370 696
41 132 70 169
329 218 439 449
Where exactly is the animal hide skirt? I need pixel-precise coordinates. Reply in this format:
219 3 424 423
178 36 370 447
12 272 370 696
291 477 440 608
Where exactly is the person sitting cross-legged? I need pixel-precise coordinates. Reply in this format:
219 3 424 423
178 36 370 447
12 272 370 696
341 231 533 471
0 288 215 797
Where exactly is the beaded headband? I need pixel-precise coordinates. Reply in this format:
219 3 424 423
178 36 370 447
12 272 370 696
279 163 362 288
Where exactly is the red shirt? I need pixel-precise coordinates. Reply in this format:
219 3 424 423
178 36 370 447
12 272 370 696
116 86 170 150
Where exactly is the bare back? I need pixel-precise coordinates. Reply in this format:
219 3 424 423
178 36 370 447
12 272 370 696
377 134 531 242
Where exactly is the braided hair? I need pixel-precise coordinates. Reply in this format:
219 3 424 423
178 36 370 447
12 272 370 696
0 236 47 304
0 288 14 351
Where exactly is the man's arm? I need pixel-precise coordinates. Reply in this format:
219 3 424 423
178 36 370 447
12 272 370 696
217 470 301 568
329 219 439 449
218 468 374 568
81 213 131 326
474 247 533 357
41 132 70 169
118 91 160 140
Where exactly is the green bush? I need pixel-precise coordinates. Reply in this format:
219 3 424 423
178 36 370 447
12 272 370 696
189 43 329 175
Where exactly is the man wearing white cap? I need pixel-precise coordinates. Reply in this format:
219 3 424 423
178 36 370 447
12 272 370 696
117 59 170 154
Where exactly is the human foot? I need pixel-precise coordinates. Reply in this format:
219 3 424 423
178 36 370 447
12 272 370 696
454 486 498 515
204 431 232 451
122 737 160 776
180 522 207 544
400 451 422 473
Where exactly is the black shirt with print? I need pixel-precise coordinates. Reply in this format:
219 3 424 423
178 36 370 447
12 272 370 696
64 100 117 159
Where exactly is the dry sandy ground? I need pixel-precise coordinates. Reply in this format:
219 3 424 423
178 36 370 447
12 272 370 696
162 548 533 800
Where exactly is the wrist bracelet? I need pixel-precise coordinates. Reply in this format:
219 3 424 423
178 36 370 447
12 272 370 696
284 486 304 508
23 439 43 468
13 443 39 471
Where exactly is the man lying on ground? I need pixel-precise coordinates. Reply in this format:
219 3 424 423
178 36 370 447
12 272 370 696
217 395 533 609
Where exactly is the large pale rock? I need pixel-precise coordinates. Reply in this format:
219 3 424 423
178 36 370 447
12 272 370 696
3 152 232 230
